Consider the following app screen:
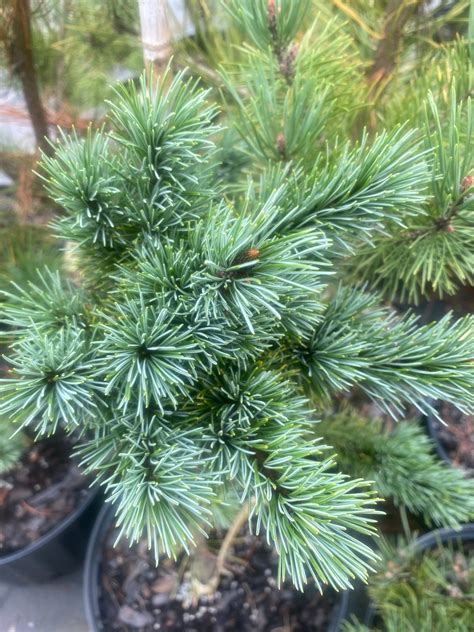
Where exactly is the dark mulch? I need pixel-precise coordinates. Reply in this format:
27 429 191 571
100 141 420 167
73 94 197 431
432 402 474 475
98 527 339 632
0 435 89 555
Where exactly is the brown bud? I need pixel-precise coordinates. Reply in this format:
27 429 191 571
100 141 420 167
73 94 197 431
446 224 455 233
276 132 286 158
234 248 260 265
268 0 276 28
460 175 474 193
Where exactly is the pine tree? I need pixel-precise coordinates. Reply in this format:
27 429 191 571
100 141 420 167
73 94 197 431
190 1 473 305
1 3 474 594
214 0 474 528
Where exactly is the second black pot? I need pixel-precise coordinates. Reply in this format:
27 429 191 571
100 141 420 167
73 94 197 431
424 412 453 465
0 484 102 584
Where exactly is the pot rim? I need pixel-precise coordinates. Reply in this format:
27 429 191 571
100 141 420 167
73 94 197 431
424 412 452 465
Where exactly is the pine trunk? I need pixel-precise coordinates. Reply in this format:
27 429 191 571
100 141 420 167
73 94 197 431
9 0 51 154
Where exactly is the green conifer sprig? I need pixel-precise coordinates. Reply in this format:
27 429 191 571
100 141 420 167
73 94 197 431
221 3 431 254
97 296 199 415
40 128 124 249
0 328 100 435
318 411 474 528
0 269 89 336
182 364 380 590
266 128 430 249
107 70 220 207
224 0 312 53
346 90 474 303
296 287 474 418
222 2 364 162
39 71 221 289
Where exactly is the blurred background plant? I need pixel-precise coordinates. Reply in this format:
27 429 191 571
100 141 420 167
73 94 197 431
342 534 474 632
0 415 25 475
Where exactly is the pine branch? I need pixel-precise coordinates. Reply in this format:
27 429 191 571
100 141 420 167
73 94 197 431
346 89 474 302
318 411 474 527
221 5 365 165
224 0 311 54
296 287 474 418
0 269 89 336
0 328 101 435
78 414 216 561
252 127 429 250
97 296 199 416
183 364 380 591
40 127 125 250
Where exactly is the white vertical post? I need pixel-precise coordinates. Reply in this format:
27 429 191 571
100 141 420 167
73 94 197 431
138 0 193 69
138 0 172 67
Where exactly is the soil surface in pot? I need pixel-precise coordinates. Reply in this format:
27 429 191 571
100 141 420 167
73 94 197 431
0 435 89 555
98 525 339 631
433 402 474 475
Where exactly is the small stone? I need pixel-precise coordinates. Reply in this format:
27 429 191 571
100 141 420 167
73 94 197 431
152 593 169 607
118 605 153 628
151 573 177 594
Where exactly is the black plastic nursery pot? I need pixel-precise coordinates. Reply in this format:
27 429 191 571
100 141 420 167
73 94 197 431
0 485 102 584
343 523 474 628
84 504 352 632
